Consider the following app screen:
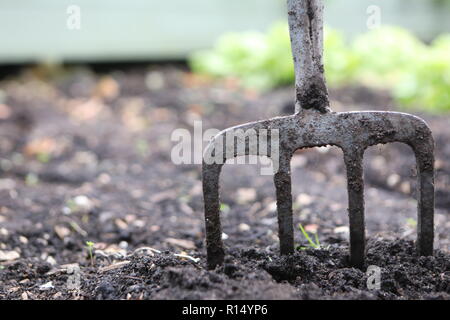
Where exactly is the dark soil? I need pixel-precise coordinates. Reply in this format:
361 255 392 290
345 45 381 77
0 65 448 300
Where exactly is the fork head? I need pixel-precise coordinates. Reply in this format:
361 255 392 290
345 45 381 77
203 110 434 269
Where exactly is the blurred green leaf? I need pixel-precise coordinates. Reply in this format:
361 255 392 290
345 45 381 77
189 23 450 112
25 173 39 186
220 203 230 213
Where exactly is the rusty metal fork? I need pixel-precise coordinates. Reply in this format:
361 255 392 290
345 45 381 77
202 0 435 269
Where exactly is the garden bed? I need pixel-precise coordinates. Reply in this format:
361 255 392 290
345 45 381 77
0 65 448 299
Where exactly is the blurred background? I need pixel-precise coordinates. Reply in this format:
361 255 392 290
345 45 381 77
1 0 449 111
2 0 450 61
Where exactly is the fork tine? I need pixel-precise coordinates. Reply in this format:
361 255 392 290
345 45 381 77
413 135 435 256
274 153 295 255
202 120 273 269
343 148 366 268
203 163 225 269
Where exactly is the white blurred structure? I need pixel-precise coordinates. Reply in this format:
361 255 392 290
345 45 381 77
0 0 449 64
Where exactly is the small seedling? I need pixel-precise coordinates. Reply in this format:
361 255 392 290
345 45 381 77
36 152 51 163
25 173 39 186
135 139 149 157
220 203 230 213
85 241 95 266
66 199 78 212
406 218 418 228
69 221 88 237
297 223 321 250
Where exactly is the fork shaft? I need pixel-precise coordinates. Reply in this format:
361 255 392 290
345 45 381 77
287 0 330 113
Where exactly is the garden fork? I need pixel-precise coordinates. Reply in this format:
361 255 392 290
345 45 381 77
203 0 435 269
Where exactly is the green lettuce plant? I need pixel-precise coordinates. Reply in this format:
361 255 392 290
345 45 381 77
351 26 427 89
189 23 450 112
394 34 450 112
